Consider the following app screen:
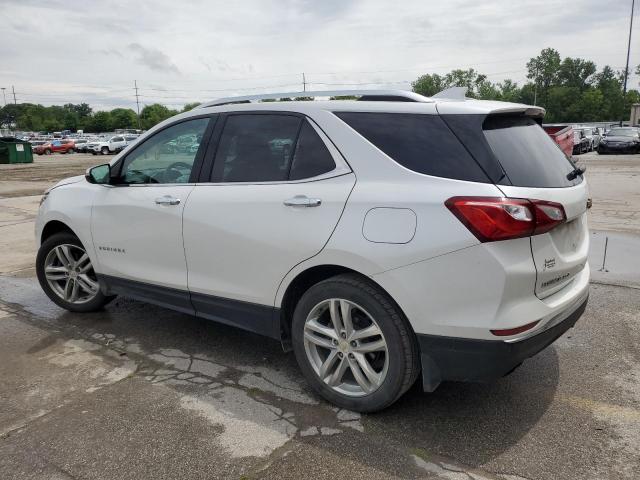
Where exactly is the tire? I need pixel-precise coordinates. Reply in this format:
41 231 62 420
45 149 51 155
36 232 116 313
291 273 420 412
67 148 74 154
92 151 97 155
101 147 109 155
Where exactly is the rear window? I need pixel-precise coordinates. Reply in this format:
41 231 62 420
335 112 489 183
483 116 581 188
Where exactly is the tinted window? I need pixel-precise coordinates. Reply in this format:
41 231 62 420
111 136 124 142
119 117 209 184
290 121 336 180
335 112 489 182
483 116 580 188
214 114 301 182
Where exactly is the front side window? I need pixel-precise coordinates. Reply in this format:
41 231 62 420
111 136 124 143
119 117 210 184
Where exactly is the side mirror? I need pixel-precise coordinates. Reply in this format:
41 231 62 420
85 164 111 184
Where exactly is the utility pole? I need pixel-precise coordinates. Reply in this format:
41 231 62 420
302 72 307 92
134 80 141 130
1 88 6 106
622 0 635 126
533 64 538 106
12 85 17 104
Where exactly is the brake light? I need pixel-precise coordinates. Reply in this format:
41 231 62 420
445 196 566 242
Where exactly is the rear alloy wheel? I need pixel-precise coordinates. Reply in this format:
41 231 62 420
36 232 115 312
292 274 420 412
45 149 51 155
303 298 389 397
101 147 109 155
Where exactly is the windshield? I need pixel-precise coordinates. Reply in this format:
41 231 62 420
607 128 637 137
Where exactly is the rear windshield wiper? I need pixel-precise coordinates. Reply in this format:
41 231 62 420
566 165 586 181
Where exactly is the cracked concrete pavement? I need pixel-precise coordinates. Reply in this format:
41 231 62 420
1 153 640 479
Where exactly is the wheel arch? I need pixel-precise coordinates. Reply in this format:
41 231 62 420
41 220 78 244
278 264 415 351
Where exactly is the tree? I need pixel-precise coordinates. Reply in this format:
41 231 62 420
527 48 562 105
595 66 624 120
497 80 521 103
109 108 138 130
557 58 596 90
139 103 177 130
182 102 201 112
411 73 448 97
86 111 111 133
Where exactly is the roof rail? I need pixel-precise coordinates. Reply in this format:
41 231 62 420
199 89 432 108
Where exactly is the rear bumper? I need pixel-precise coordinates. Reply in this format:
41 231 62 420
417 294 588 392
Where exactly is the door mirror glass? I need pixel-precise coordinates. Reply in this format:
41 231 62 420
86 164 111 184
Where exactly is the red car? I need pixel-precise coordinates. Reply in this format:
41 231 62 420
34 139 76 155
542 125 574 158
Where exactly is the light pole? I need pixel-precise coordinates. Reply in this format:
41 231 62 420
622 0 635 125
1 87 6 106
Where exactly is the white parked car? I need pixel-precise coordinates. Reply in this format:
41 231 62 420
35 90 590 412
90 134 139 155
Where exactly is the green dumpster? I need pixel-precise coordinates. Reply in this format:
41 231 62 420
0 137 34 164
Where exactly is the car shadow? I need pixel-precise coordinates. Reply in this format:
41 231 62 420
51 296 559 470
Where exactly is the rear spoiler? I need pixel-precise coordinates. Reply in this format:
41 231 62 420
436 101 545 119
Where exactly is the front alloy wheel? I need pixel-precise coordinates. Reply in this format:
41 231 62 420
44 244 99 304
304 298 389 397
36 232 115 312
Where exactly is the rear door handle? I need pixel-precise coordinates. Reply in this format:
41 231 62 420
155 195 181 206
283 195 322 208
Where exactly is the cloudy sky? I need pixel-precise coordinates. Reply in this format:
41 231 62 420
0 0 638 110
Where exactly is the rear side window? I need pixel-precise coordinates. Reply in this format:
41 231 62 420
213 115 337 182
290 122 336 180
214 114 301 182
483 116 580 188
335 112 489 183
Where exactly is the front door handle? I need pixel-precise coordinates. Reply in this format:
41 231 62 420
155 195 181 206
283 195 322 208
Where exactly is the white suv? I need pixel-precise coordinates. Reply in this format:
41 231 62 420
35 90 590 412
91 135 139 155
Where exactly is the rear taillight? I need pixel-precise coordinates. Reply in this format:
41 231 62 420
531 200 566 235
445 196 566 242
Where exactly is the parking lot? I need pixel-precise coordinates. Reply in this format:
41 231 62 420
1 152 639 479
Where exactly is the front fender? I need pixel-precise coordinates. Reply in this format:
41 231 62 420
36 182 98 265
